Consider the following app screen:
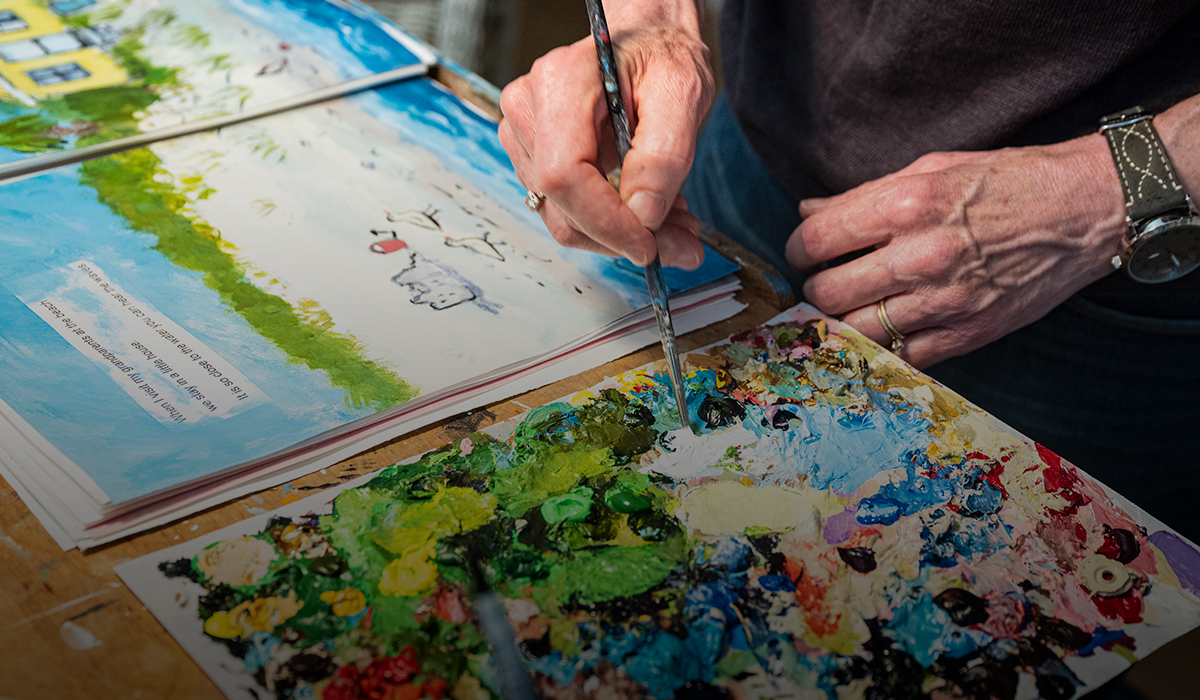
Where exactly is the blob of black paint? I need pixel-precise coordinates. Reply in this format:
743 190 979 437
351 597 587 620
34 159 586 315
1033 656 1081 700
1035 673 1077 700
698 395 746 429
198 584 241 615
582 590 665 622
157 557 198 581
929 642 1020 700
934 588 989 626
865 647 925 700
770 409 798 430
1033 615 1092 651
837 547 877 573
674 681 732 700
1099 526 1141 564
254 646 336 695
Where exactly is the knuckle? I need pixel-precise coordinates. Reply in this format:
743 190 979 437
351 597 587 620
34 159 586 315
799 217 831 260
499 81 525 119
887 178 937 226
805 275 838 311
549 224 582 248
536 161 573 197
903 238 954 280
530 46 568 77
913 151 953 171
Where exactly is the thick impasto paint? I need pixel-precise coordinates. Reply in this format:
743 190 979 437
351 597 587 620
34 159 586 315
118 306 1200 700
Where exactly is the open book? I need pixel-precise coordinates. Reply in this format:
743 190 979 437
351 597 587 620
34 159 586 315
0 0 744 549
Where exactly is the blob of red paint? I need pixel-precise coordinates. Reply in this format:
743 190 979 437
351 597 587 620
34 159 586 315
1092 592 1144 625
371 239 408 254
323 647 449 700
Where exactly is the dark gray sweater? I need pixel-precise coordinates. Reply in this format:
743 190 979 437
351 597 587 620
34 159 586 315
721 1 1200 309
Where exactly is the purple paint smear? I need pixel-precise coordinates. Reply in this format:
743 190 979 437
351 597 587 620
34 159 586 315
1149 530 1200 597
823 507 859 545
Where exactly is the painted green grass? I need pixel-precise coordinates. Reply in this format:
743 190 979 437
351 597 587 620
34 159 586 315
0 10 419 410
78 147 419 410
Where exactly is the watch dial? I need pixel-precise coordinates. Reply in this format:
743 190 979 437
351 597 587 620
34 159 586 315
1127 223 1200 283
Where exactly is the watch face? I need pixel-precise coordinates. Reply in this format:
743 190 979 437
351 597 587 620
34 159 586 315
1127 220 1200 283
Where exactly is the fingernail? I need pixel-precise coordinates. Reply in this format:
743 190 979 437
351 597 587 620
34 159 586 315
628 191 667 230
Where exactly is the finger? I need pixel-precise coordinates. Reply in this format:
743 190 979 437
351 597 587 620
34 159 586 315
798 152 969 219
788 202 893 272
801 247 908 316
499 75 536 156
540 200 623 257
887 328 957 369
530 43 659 265
789 173 947 271
798 196 831 218
502 123 622 258
498 119 531 183
654 200 704 269
617 50 714 231
839 294 927 356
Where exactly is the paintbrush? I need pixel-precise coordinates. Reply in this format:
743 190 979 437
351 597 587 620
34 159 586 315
465 553 539 700
584 0 692 433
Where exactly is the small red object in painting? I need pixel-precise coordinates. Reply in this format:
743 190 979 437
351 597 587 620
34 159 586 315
370 239 408 254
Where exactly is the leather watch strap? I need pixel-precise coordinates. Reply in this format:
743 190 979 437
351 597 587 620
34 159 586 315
1100 107 1188 223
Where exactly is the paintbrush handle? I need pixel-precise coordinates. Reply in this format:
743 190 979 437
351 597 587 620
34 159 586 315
585 0 692 432
585 0 633 161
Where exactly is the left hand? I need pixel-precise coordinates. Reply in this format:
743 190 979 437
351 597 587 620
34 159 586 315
788 134 1130 368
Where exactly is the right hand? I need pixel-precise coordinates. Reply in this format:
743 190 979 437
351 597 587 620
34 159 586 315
498 7 714 270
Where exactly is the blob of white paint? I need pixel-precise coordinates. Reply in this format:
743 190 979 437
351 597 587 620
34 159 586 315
642 425 759 479
60 620 102 650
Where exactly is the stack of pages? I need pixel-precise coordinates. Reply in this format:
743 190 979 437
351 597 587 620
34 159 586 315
0 0 744 549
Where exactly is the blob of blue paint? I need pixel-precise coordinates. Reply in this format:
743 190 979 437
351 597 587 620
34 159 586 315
756 574 795 592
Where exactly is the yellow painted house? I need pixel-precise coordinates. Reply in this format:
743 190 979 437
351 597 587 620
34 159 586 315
0 0 126 105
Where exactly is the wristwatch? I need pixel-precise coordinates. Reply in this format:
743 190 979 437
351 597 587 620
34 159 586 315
1098 106 1200 283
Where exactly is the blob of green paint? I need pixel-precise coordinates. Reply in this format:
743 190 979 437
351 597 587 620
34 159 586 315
604 486 652 513
553 545 679 605
541 488 594 524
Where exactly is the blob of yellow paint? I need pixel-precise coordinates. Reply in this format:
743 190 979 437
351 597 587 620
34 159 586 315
203 591 304 639
370 486 497 556
379 539 440 597
682 481 837 536
320 587 367 617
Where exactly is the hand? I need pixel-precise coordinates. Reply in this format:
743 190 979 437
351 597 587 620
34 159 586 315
498 3 714 269
789 134 1129 368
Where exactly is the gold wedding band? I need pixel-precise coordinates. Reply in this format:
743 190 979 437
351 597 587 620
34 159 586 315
877 299 905 352
524 190 546 212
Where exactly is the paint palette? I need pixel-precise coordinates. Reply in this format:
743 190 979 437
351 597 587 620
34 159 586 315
117 305 1200 700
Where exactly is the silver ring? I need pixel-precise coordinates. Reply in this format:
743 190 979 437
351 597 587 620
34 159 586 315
877 299 905 352
523 190 545 212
